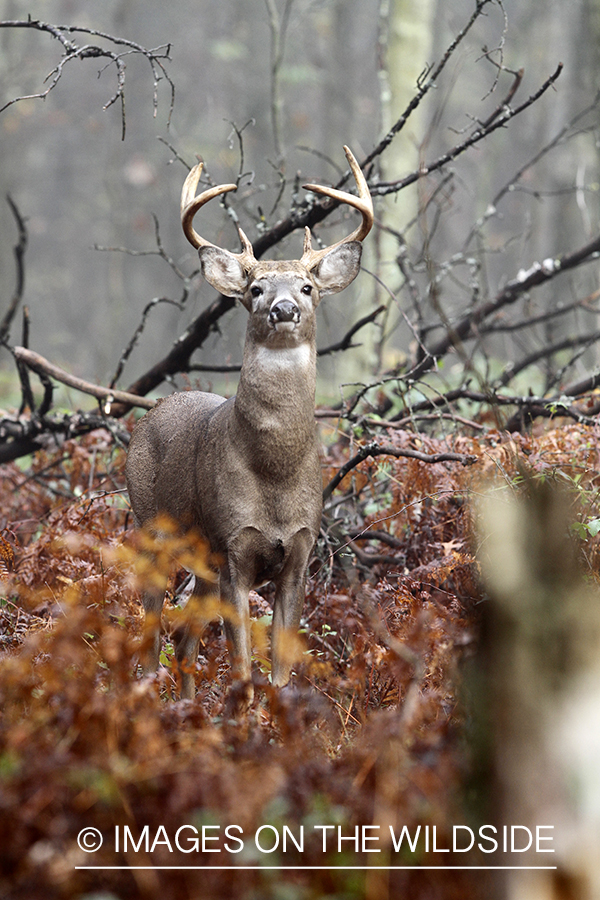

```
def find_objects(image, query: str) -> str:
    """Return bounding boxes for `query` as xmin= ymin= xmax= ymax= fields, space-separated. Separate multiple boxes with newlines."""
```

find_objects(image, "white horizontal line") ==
xmin=75 ymin=865 xmax=558 ymax=871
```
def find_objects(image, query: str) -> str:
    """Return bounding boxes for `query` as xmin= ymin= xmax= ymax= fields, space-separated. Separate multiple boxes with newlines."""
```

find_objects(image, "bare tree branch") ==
xmin=322 ymin=441 xmax=476 ymax=502
xmin=317 ymin=305 xmax=386 ymax=357
xmin=362 ymin=0 xmax=497 ymax=171
xmin=112 ymin=293 xmax=237 ymax=416
xmin=0 ymin=410 xmax=129 ymax=465
xmin=385 ymin=386 xmax=598 ymax=430
xmin=408 ymin=229 xmax=600 ymax=384
xmin=0 ymin=18 xmax=175 ymax=138
xmin=0 ymin=196 xmax=28 ymax=344
xmin=374 ymin=63 xmax=564 ymax=198
xmin=13 ymin=347 xmax=155 ymax=411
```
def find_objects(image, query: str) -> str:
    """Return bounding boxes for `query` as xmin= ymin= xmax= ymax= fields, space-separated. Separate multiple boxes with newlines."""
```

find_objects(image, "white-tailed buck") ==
xmin=126 ymin=146 xmax=373 ymax=703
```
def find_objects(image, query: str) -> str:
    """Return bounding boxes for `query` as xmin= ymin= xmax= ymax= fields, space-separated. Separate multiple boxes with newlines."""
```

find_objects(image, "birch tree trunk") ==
xmin=366 ymin=0 xmax=434 ymax=374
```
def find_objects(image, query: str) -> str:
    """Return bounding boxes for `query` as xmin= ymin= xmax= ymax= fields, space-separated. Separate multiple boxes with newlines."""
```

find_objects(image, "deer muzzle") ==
xmin=269 ymin=299 xmax=301 ymax=332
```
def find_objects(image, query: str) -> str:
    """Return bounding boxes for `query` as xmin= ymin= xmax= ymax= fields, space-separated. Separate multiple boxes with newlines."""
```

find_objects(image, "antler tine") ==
xmin=181 ymin=160 xmax=257 ymax=270
xmin=300 ymin=145 xmax=374 ymax=269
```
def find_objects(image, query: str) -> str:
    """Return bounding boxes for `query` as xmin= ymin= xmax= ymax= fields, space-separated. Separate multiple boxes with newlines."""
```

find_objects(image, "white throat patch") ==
xmin=254 ymin=343 xmax=312 ymax=369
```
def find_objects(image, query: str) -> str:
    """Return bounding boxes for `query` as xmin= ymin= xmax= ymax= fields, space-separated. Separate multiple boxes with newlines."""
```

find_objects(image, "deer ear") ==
xmin=311 ymin=242 xmax=362 ymax=296
xmin=199 ymin=247 xmax=248 ymax=299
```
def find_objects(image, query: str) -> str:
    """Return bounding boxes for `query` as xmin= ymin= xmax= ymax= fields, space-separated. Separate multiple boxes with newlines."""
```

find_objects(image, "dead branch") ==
xmin=2 ymin=335 xmax=135 ymax=462
xmin=0 ymin=18 xmax=174 ymax=138
xmin=561 ymin=370 xmax=600 ymax=398
xmin=0 ymin=408 xmax=129 ymax=464
xmin=374 ymin=63 xmax=564 ymax=199
xmin=348 ymin=528 xmax=406 ymax=551
xmin=322 ymin=441 xmax=476 ymax=502
xmin=0 ymin=196 xmax=28 ymax=344
xmin=110 ymin=296 xmax=184 ymax=389
xmin=13 ymin=347 xmax=155 ymax=411
xmin=317 ymin=305 xmax=386 ymax=357
xmin=383 ymin=386 xmax=598 ymax=431
xmin=362 ymin=0 xmax=496 ymax=171
xmin=111 ymin=293 xmax=237 ymax=415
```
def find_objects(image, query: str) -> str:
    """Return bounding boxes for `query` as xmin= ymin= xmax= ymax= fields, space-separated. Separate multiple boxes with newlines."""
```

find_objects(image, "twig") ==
xmin=363 ymin=412 xmax=485 ymax=432
xmin=156 ymin=136 xmax=192 ymax=170
xmin=477 ymin=66 xmax=523 ymax=130
xmin=111 ymin=296 xmax=183 ymax=389
xmin=317 ymin=305 xmax=386 ymax=357
xmin=95 ymin=214 xmax=189 ymax=283
xmin=301 ymin=675 xmax=362 ymax=726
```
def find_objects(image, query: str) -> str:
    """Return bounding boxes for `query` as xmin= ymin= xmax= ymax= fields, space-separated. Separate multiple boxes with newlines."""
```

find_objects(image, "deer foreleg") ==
xmin=220 ymin=566 xmax=254 ymax=706
xmin=271 ymin=530 xmax=314 ymax=687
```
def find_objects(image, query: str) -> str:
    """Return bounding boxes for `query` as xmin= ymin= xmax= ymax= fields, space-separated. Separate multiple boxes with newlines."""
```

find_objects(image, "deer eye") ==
xmin=301 ymin=284 xmax=313 ymax=295
xmin=250 ymin=285 xmax=263 ymax=298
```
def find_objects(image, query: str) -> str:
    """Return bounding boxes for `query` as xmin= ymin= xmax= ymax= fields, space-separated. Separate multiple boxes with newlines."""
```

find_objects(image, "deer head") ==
xmin=180 ymin=145 xmax=373 ymax=320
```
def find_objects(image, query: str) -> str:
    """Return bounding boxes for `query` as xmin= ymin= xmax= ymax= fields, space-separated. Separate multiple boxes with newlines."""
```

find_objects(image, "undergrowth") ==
xmin=0 ymin=422 xmax=599 ymax=900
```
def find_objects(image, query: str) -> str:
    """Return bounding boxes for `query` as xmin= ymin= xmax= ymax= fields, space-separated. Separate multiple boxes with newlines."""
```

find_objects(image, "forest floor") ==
xmin=1 ymin=418 xmax=599 ymax=900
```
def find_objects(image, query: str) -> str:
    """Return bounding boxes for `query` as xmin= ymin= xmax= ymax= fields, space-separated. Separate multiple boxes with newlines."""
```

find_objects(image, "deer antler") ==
xmin=181 ymin=147 xmax=372 ymax=274
xmin=300 ymin=145 xmax=374 ymax=270
xmin=180 ymin=161 xmax=257 ymax=271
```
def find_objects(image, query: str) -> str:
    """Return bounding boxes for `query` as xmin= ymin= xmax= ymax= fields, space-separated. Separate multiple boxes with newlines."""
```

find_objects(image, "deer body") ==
xmin=126 ymin=148 xmax=372 ymax=703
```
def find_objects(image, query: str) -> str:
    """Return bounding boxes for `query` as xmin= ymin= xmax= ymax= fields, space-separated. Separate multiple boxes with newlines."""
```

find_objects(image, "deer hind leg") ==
xmin=141 ymin=587 xmax=165 ymax=677
xmin=172 ymin=574 xmax=216 ymax=700
xmin=271 ymin=529 xmax=315 ymax=687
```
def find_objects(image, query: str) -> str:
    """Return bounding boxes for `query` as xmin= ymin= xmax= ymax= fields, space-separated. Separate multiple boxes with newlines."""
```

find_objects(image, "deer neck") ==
xmin=234 ymin=338 xmax=317 ymax=464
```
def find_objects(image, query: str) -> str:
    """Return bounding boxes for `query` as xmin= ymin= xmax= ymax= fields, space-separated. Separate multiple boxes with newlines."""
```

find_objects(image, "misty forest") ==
xmin=1 ymin=1 xmax=600 ymax=899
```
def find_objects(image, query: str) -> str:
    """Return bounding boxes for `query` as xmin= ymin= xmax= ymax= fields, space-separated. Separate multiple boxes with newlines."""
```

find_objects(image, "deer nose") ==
xmin=269 ymin=299 xmax=300 ymax=328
